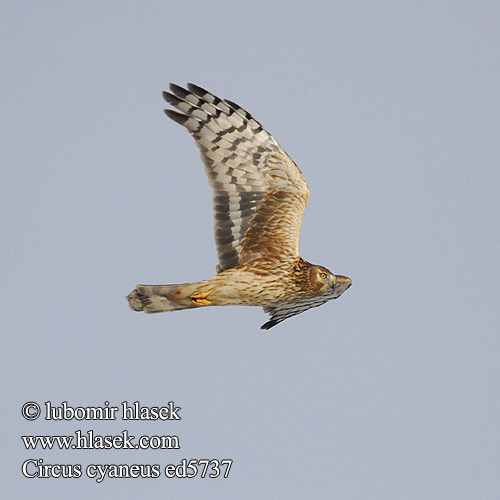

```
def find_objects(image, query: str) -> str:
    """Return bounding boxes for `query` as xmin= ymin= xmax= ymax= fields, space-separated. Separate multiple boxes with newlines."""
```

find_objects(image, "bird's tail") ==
xmin=127 ymin=282 xmax=212 ymax=313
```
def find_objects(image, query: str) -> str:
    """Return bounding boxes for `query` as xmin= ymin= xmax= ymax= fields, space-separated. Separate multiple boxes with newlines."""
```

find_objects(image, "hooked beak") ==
xmin=333 ymin=275 xmax=352 ymax=293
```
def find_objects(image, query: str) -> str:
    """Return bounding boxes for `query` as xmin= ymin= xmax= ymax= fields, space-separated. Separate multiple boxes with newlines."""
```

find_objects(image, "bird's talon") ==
xmin=190 ymin=290 xmax=213 ymax=306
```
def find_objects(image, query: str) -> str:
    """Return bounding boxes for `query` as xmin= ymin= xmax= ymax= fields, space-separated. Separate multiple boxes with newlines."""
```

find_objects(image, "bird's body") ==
xmin=127 ymin=83 xmax=351 ymax=329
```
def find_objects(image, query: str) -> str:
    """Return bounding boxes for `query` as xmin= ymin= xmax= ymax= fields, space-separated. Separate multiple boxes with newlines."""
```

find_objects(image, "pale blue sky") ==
xmin=2 ymin=1 xmax=500 ymax=498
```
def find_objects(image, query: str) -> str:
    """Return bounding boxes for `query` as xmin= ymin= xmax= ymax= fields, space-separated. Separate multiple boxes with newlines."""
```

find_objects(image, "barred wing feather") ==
xmin=163 ymin=83 xmax=309 ymax=272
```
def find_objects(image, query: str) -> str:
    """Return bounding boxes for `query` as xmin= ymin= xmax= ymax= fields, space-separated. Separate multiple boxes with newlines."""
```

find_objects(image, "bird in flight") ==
xmin=127 ymin=83 xmax=351 ymax=329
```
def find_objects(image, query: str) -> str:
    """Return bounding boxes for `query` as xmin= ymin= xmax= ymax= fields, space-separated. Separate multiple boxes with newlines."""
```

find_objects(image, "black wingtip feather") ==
xmin=260 ymin=319 xmax=278 ymax=330
xmin=162 ymin=91 xmax=179 ymax=106
xmin=187 ymin=82 xmax=210 ymax=97
xmin=164 ymin=109 xmax=188 ymax=125
xmin=169 ymin=83 xmax=190 ymax=99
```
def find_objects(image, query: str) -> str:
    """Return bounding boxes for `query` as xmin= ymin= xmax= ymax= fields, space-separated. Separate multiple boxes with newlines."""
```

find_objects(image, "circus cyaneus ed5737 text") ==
xmin=127 ymin=83 xmax=351 ymax=329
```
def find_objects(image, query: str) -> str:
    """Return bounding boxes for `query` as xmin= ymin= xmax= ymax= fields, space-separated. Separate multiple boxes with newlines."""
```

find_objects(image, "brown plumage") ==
xmin=127 ymin=83 xmax=351 ymax=329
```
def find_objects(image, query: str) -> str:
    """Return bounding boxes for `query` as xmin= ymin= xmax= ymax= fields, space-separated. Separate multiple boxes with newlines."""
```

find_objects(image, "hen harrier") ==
xmin=127 ymin=83 xmax=351 ymax=329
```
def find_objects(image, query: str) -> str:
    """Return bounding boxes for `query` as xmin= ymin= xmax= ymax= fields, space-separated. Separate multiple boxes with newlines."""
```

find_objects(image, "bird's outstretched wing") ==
xmin=163 ymin=83 xmax=310 ymax=272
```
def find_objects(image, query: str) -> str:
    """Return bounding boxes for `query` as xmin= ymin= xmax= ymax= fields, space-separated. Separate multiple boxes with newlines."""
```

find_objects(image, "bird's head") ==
xmin=309 ymin=265 xmax=352 ymax=298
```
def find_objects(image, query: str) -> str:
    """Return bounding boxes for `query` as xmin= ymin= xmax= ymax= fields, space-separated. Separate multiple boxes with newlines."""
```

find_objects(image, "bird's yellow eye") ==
xmin=319 ymin=272 xmax=327 ymax=279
